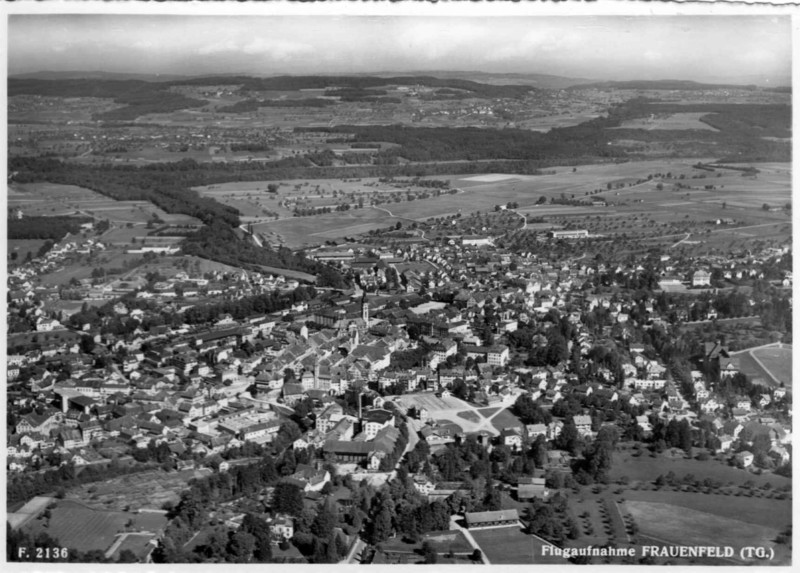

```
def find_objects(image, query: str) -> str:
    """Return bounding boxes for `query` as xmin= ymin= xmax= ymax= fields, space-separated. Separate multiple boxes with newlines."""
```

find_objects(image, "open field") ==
xmin=68 ymin=468 xmax=212 ymax=512
xmin=8 ymin=239 xmax=49 ymax=263
xmin=254 ymin=208 xmax=405 ymax=248
xmin=609 ymin=450 xmax=791 ymax=489
xmin=751 ymin=346 xmax=792 ymax=386
xmin=612 ymin=112 xmax=720 ymax=131
xmin=489 ymin=409 xmax=525 ymax=432
xmin=367 ymin=529 xmax=475 ymax=558
xmin=395 ymin=393 xmax=521 ymax=436
xmin=7 ymin=496 xmax=54 ymax=530
xmin=470 ymin=526 xmax=562 ymax=564
xmin=193 ymin=159 xmax=790 ymax=249
xmin=625 ymin=501 xmax=780 ymax=560
xmin=456 ymin=411 xmax=482 ymax=424
xmin=9 ymin=182 xmax=201 ymax=225
xmin=23 ymin=500 xmax=130 ymax=553
xmin=621 ymin=489 xmax=791 ymax=529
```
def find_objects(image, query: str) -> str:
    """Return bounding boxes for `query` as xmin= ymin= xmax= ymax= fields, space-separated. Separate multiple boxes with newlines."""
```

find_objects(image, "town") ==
xmin=5 ymin=12 xmax=793 ymax=568
xmin=7 ymin=205 xmax=792 ymax=564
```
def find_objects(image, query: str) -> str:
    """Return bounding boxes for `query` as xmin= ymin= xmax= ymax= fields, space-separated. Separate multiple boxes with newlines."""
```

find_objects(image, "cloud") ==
xmin=195 ymin=36 xmax=314 ymax=62
xmin=241 ymin=38 xmax=314 ymax=59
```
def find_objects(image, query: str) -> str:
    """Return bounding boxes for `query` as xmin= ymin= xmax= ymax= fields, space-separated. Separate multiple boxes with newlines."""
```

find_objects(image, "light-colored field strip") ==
xmin=461 ymin=174 xmax=520 ymax=182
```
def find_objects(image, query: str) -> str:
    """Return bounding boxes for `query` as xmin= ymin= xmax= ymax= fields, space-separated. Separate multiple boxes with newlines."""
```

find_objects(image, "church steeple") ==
xmin=361 ymin=292 xmax=369 ymax=324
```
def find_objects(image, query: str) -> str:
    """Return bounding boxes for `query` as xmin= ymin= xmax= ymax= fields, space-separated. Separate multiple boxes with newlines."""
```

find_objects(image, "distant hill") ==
xmin=9 ymin=70 xmax=187 ymax=82
xmin=568 ymin=79 xmax=766 ymax=91
xmin=371 ymin=70 xmax=594 ymax=90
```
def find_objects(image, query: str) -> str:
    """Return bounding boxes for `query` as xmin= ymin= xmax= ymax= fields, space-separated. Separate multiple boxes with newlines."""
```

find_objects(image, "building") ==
xmin=462 ymin=236 xmax=493 ymax=247
xmin=573 ymin=415 xmax=593 ymax=437
xmin=465 ymin=509 xmax=520 ymax=529
xmin=517 ymin=477 xmax=547 ymax=501
xmin=692 ymin=270 xmax=712 ymax=287
xmin=550 ymin=229 xmax=589 ymax=240
xmin=362 ymin=409 xmax=394 ymax=440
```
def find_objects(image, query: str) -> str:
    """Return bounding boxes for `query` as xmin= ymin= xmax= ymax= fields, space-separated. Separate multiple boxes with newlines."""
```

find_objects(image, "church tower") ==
xmin=361 ymin=292 xmax=369 ymax=324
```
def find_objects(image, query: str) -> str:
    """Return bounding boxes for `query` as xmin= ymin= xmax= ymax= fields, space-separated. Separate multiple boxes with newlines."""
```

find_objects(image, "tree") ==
xmin=272 ymin=481 xmax=304 ymax=516
xmin=472 ymin=548 xmax=483 ymax=562
xmin=421 ymin=541 xmax=438 ymax=564
xmin=312 ymin=499 xmax=338 ymax=539
xmin=366 ymin=493 xmax=394 ymax=545
xmin=227 ymin=531 xmax=256 ymax=563
xmin=241 ymin=514 xmax=272 ymax=562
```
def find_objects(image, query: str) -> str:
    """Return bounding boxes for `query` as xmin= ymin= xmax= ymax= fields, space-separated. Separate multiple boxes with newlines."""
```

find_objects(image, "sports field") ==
xmin=752 ymin=346 xmax=792 ymax=386
xmin=734 ymin=344 xmax=792 ymax=388
xmin=470 ymin=527 xmax=563 ymax=564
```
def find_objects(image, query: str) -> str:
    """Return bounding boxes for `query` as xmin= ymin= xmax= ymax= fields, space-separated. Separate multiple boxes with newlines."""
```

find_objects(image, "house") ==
xmin=501 ymin=427 xmax=524 ymax=450
xmin=412 ymin=474 xmax=435 ymax=496
xmin=573 ymin=415 xmax=593 ymax=437
xmin=734 ymin=450 xmax=754 ymax=468
xmin=692 ymin=270 xmax=712 ymax=287
xmin=517 ymin=477 xmax=547 ymax=501
xmin=525 ymin=424 xmax=547 ymax=440
xmin=465 ymin=509 xmax=519 ymax=529
xmin=288 ymin=464 xmax=331 ymax=492
xmin=717 ymin=435 xmax=734 ymax=453
xmin=269 ymin=515 xmax=294 ymax=540
xmin=719 ymin=357 xmax=740 ymax=379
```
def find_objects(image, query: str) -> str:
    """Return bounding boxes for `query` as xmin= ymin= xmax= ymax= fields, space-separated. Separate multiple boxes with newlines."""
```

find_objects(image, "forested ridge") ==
xmin=7 ymin=215 xmax=92 ymax=241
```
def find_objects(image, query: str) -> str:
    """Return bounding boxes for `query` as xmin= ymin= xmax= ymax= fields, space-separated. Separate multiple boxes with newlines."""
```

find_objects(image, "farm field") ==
xmin=9 ymin=182 xmax=201 ymax=225
xmin=625 ymin=501 xmax=780 ymax=562
xmin=68 ymin=467 xmax=212 ymax=512
xmin=611 ymin=112 xmax=720 ymax=131
xmin=227 ymin=159 xmax=790 ymax=249
xmin=22 ymin=500 xmax=130 ymax=553
xmin=253 ymin=208 xmax=405 ymax=248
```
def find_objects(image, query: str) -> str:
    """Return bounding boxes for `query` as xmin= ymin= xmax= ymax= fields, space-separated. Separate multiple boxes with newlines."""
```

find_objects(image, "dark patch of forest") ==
xmin=8 ymin=78 xmax=208 ymax=121
xmin=180 ymin=222 xmax=347 ymax=288
xmin=7 ymin=215 xmax=92 ymax=241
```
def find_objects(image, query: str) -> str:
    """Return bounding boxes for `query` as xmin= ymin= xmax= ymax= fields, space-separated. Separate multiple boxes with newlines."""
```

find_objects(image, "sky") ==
xmin=7 ymin=15 xmax=792 ymax=84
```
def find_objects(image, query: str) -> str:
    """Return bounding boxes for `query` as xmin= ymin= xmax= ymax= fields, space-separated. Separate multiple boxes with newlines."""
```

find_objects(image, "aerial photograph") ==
xmin=5 ymin=9 xmax=793 ymax=567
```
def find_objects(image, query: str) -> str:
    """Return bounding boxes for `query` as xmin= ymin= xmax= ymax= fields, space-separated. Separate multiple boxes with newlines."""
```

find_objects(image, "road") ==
xmin=343 ymin=536 xmax=367 ymax=564
xmin=449 ymin=515 xmax=491 ymax=564
xmin=510 ymin=209 xmax=527 ymax=230
xmin=670 ymin=233 xmax=691 ymax=249
xmin=239 ymin=224 xmax=263 ymax=247
xmin=371 ymin=205 xmax=419 ymax=223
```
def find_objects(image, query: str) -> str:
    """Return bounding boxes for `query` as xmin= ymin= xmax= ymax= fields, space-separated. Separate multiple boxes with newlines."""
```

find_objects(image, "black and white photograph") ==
xmin=3 ymin=3 xmax=794 ymax=567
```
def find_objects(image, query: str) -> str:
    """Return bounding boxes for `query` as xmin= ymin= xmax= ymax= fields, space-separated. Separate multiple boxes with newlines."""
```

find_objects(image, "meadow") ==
xmin=206 ymin=159 xmax=790 ymax=250
xmin=625 ymin=500 xmax=780 ymax=560
xmin=9 ymin=182 xmax=200 ymax=226
xmin=23 ymin=500 xmax=130 ymax=553
xmin=68 ymin=467 xmax=212 ymax=512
